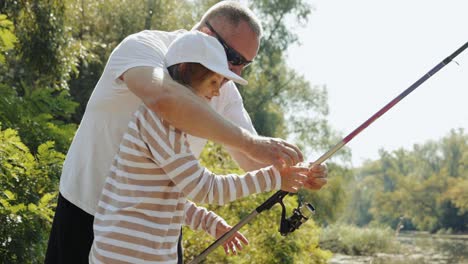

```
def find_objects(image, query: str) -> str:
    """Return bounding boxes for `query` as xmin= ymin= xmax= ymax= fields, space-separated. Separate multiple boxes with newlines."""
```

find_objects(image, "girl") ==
xmin=89 ymin=31 xmax=307 ymax=264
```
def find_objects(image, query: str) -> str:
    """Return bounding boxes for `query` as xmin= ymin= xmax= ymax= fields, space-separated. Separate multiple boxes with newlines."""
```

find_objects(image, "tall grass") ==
xmin=319 ymin=224 xmax=400 ymax=256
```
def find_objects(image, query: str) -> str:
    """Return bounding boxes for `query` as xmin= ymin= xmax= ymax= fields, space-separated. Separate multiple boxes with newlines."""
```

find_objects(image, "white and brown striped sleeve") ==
xmin=183 ymin=201 xmax=226 ymax=237
xmin=136 ymin=105 xmax=282 ymax=205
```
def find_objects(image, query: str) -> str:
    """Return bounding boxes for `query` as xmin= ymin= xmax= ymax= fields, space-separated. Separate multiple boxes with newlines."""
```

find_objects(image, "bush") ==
xmin=183 ymin=143 xmax=332 ymax=263
xmin=319 ymin=224 xmax=400 ymax=256
xmin=0 ymin=127 xmax=64 ymax=263
xmin=0 ymin=84 xmax=78 ymax=154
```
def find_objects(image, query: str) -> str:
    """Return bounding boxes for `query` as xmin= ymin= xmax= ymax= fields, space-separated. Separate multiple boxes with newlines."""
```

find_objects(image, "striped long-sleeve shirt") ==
xmin=89 ymin=105 xmax=281 ymax=264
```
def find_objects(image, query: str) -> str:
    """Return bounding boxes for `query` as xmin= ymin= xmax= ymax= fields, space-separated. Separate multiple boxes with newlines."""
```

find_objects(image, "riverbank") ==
xmin=329 ymin=231 xmax=468 ymax=264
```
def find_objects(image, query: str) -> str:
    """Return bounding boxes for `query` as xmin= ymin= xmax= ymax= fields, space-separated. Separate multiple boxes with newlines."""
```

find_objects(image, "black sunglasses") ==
xmin=205 ymin=21 xmax=252 ymax=67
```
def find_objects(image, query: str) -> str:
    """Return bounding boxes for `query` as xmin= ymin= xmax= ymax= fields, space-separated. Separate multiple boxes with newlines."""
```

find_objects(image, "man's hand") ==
xmin=215 ymin=222 xmax=249 ymax=255
xmin=243 ymin=135 xmax=304 ymax=169
xmin=303 ymin=163 xmax=328 ymax=190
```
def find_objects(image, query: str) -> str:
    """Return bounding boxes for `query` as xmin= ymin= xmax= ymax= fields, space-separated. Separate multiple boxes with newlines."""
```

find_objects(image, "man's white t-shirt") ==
xmin=59 ymin=30 xmax=256 ymax=216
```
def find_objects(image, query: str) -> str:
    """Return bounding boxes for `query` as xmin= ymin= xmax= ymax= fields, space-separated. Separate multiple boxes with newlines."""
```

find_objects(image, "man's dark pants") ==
xmin=45 ymin=193 xmax=183 ymax=263
xmin=45 ymin=193 xmax=94 ymax=263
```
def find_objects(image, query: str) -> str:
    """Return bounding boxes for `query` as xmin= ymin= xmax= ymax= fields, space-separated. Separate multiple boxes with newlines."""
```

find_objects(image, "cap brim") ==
xmin=208 ymin=65 xmax=248 ymax=86
xmin=222 ymin=72 xmax=248 ymax=86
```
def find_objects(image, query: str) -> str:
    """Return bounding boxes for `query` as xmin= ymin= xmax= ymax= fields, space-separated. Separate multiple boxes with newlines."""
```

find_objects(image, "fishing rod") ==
xmin=188 ymin=41 xmax=468 ymax=264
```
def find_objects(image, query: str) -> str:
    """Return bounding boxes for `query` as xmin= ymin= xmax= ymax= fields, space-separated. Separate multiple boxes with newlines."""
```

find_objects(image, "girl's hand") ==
xmin=215 ymin=222 xmax=249 ymax=255
xmin=279 ymin=166 xmax=308 ymax=193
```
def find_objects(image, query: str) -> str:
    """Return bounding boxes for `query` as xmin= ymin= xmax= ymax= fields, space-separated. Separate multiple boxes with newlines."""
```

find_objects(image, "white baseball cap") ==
xmin=165 ymin=31 xmax=248 ymax=86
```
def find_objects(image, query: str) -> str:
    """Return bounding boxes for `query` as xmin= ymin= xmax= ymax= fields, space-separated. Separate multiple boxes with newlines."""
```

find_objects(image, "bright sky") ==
xmin=286 ymin=0 xmax=468 ymax=166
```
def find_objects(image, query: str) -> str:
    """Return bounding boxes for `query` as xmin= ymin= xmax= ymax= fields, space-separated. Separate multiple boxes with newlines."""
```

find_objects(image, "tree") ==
xmin=0 ymin=127 xmax=64 ymax=263
xmin=0 ymin=14 xmax=17 ymax=64
xmin=0 ymin=2 xmax=79 ymax=153
xmin=242 ymin=0 xmax=336 ymax=154
xmin=0 ymin=8 xmax=76 ymax=263
xmin=345 ymin=129 xmax=468 ymax=232
xmin=1 ymin=0 xmax=79 ymax=92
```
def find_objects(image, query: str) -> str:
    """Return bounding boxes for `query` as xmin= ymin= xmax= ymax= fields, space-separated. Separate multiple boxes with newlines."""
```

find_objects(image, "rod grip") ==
xmin=256 ymin=190 xmax=289 ymax=213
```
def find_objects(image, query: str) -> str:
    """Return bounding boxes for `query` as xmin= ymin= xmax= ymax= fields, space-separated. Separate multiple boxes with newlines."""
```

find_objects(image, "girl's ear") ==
xmin=178 ymin=63 xmax=187 ymax=73
xmin=177 ymin=63 xmax=189 ymax=84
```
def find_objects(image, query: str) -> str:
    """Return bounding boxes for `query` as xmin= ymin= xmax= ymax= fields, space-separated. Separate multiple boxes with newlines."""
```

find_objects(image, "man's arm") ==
xmin=227 ymin=148 xmax=268 ymax=171
xmin=123 ymin=67 xmax=249 ymax=150
xmin=122 ymin=66 xmax=302 ymax=168
xmin=218 ymin=89 xmax=328 ymax=189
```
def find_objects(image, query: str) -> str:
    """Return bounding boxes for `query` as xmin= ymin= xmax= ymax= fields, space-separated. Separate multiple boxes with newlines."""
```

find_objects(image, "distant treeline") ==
xmin=343 ymin=129 xmax=467 ymax=233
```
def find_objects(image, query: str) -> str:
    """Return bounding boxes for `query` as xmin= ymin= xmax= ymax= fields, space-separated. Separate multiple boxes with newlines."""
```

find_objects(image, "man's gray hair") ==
xmin=195 ymin=1 xmax=263 ymax=38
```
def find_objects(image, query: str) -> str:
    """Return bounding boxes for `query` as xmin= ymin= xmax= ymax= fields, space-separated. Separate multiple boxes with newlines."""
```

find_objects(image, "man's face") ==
xmin=201 ymin=20 xmax=260 ymax=76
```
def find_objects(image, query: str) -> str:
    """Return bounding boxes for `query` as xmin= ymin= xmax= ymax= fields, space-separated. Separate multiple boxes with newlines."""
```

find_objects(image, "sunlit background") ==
xmin=287 ymin=0 xmax=468 ymax=166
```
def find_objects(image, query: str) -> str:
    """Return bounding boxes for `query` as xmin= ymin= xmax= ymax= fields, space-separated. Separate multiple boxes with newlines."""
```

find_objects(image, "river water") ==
xmin=329 ymin=232 xmax=468 ymax=264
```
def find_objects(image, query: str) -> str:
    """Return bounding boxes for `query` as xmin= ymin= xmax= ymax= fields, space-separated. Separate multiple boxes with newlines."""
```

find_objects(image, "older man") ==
xmin=45 ymin=1 xmax=327 ymax=263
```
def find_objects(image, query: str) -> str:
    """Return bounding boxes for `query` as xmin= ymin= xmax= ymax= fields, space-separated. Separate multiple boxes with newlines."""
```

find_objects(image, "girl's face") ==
xmin=191 ymin=73 xmax=225 ymax=101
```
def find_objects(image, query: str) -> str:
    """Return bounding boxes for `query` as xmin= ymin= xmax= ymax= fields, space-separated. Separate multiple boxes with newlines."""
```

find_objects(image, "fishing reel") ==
xmin=279 ymin=200 xmax=315 ymax=236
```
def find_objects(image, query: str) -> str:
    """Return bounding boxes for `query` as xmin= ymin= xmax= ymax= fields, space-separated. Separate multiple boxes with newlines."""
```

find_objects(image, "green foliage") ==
xmin=2 ymin=0 xmax=80 ymax=92
xmin=238 ymin=0 xmax=339 ymax=160
xmin=299 ymin=163 xmax=351 ymax=225
xmin=343 ymin=129 xmax=468 ymax=233
xmin=184 ymin=143 xmax=332 ymax=263
xmin=0 ymin=3 xmax=79 ymax=153
xmin=0 ymin=84 xmax=78 ymax=153
xmin=319 ymin=224 xmax=400 ymax=256
xmin=0 ymin=14 xmax=17 ymax=64
xmin=0 ymin=127 xmax=64 ymax=263
xmin=184 ymin=198 xmax=331 ymax=263
xmin=443 ymin=178 xmax=468 ymax=214
xmin=0 ymin=14 xmax=71 ymax=262
xmin=199 ymin=142 xmax=244 ymax=175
